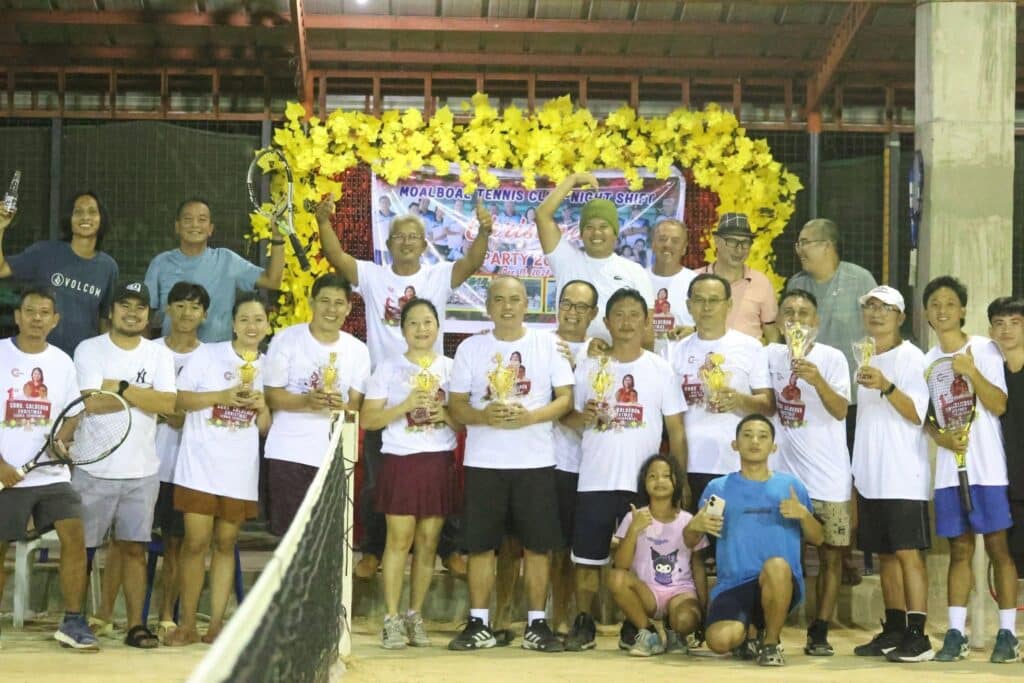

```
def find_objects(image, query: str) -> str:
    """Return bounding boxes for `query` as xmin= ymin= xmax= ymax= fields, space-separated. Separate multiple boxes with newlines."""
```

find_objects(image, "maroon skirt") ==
xmin=375 ymin=450 xmax=456 ymax=518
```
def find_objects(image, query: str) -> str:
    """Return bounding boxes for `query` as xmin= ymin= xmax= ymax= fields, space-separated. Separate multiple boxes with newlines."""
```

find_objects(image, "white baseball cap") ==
xmin=858 ymin=285 xmax=905 ymax=312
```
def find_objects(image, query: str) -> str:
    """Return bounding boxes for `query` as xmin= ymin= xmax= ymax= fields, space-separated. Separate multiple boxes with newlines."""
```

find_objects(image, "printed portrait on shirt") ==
xmin=383 ymin=285 xmax=417 ymax=326
xmin=5 ymin=367 xmax=52 ymax=428
xmin=22 ymin=367 xmax=48 ymax=399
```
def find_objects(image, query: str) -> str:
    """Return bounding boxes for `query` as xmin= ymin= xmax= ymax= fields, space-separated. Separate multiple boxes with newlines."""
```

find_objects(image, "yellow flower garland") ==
xmin=250 ymin=94 xmax=802 ymax=328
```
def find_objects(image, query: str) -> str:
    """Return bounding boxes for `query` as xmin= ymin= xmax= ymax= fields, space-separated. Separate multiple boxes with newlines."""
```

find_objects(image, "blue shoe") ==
xmin=934 ymin=628 xmax=968 ymax=662
xmin=54 ymin=614 xmax=100 ymax=651
xmin=989 ymin=629 xmax=1020 ymax=663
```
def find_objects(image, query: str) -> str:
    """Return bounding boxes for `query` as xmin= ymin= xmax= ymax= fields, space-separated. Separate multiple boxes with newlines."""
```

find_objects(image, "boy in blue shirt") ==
xmin=685 ymin=413 xmax=823 ymax=666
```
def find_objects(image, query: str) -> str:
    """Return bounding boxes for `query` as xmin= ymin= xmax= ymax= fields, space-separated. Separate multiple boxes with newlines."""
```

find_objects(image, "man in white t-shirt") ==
xmin=664 ymin=273 xmax=774 ymax=506
xmin=921 ymin=276 xmax=1019 ymax=664
xmin=73 ymin=280 xmax=177 ymax=649
xmin=0 ymin=288 xmax=97 ymax=650
xmin=264 ymin=274 xmax=371 ymax=537
xmin=849 ymin=285 xmax=933 ymax=662
xmin=316 ymin=197 xmax=492 ymax=578
xmin=535 ymin=172 xmax=655 ymax=343
xmin=448 ymin=276 xmax=574 ymax=653
xmin=647 ymin=219 xmax=697 ymax=353
xmin=561 ymin=288 xmax=687 ymax=652
xmin=767 ymin=289 xmax=851 ymax=657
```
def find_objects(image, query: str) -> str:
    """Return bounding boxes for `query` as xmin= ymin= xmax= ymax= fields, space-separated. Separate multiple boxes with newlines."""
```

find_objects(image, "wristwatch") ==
xmin=117 ymin=380 xmax=130 ymax=396
xmin=881 ymin=383 xmax=896 ymax=397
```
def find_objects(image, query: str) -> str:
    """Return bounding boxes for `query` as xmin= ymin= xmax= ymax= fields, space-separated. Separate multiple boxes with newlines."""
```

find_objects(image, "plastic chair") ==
xmin=141 ymin=535 xmax=245 ymax=625
xmin=12 ymin=531 xmax=60 ymax=628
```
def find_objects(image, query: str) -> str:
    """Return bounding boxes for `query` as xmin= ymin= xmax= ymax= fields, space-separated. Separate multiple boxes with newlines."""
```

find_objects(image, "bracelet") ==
xmin=269 ymin=239 xmax=285 ymax=246
xmin=881 ymin=383 xmax=896 ymax=397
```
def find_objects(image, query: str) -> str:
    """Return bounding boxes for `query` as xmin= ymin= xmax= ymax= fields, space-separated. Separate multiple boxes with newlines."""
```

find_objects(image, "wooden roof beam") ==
xmin=289 ymin=0 xmax=313 ymax=117
xmin=805 ymin=2 xmax=875 ymax=116
xmin=4 ymin=9 xmax=288 ymax=28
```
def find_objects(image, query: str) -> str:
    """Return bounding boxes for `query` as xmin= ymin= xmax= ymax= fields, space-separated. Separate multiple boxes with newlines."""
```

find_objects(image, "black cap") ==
xmin=111 ymin=281 xmax=151 ymax=306
xmin=715 ymin=212 xmax=752 ymax=238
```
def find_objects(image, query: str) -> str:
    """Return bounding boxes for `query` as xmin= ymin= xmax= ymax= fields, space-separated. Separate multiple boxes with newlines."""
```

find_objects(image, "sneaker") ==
xmin=933 ymin=628 xmax=968 ymax=662
xmin=564 ymin=612 xmax=597 ymax=651
xmin=989 ymin=628 xmax=1020 ymax=663
xmin=381 ymin=614 xmax=407 ymax=650
xmin=732 ymin=635 xmax=760 ymax=661
xmin=522 ymin=619 xmax=564 ymax=652
xmin=664 ymin=628 xmax=688 ymax=655
xmin=853 ymin=622 xmax=904 ymax=656
xmin=448 ymin=617 xmax=497 ymax=651
xmin=885 ymin=631 xmax=936 ymax=663
xmin=618 ymin=621 xmax=638 ymax=651
xmin=804 ymin=622 xmax=834 ymax=656
xmin=404 ymin=612 xmax=431 ymax=648
xmin=758 ymin=642 xmax=785 ymax=666
xmin=54 ymin=615 xmax=100 ymax=651
xmin=629 ymin=627 xmax=665 ymax=657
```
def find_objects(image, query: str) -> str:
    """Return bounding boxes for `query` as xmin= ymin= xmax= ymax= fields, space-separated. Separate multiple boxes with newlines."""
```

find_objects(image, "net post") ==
xmin=339 ymin=410 xmax=359 ymax=659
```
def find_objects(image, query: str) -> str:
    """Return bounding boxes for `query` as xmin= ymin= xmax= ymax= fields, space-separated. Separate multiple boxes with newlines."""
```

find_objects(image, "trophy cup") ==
xmin=588 ymin=355 xmax=615 ymax=429
xmin=238 ymin=351 xmax=258 ymax=398
xmin=410 ymin=357 xmax=440 ymax=424
xmin=699 ymin=352 xmax=731 ymax=412
xmin=486 ymin=353 xmax=516 ymax=405
xmin=852 ymin=337 xmax=876 ymax=382
xmin=784 ymin=321 xmax=817 ymax=362
xmin=321 ymin=352 xmax=339 ymax=392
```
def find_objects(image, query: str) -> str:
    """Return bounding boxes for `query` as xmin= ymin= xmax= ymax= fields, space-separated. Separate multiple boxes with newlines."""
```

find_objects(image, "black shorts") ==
xmin=571 ymin=490 xmax=635 ymax=565
xmin=154 ymin=481 xmax=185 ymax=539
xmin=706 ymin=576 xmax=800 ymax=630
xmin=554 ymin=469 xmax=579 ymax=548
xmin=856 ymin=495 xmax=931 ymax=555
xmin=462 ymin=466 xmax=562 ymax=554
xmin=0 ymin=482 xmax=81 ymax=542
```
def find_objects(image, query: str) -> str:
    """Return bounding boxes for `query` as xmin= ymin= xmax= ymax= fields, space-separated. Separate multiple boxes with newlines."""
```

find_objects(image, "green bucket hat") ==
xmin=579 ymin=199 xmax=620 ymax=236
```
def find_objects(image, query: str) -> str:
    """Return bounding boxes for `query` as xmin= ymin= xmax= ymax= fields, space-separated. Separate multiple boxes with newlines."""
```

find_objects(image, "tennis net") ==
xmin=188 ymin=414 xmax=358 ymax=683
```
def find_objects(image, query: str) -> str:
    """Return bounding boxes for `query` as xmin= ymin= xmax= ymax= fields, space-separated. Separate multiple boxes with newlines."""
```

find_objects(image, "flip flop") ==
xmin=493 ymin=628 xmax=516 ymax=647
xmin=124 ymin=624 xmax=160 ymax=649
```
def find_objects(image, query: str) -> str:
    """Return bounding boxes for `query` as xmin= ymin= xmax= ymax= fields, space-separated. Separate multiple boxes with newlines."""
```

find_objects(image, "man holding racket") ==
xmin=73 ymin=281 xmax=177 ymax=649
xmin=0 ymin=287 xmax=98 ymax=649
xmin=922 ymin=275 xmax=1019 ymax=663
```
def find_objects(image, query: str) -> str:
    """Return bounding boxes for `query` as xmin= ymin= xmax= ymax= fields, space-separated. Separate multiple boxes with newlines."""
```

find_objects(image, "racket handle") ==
xmin=958 ymin=470 xmax=973 ymax=514
xmin=288 ymin=233 xmax=311 ymax=271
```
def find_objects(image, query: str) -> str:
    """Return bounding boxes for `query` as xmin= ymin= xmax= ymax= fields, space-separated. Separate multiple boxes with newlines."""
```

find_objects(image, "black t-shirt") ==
xmin=1002 ymin=362 xmax=1024 ymax=500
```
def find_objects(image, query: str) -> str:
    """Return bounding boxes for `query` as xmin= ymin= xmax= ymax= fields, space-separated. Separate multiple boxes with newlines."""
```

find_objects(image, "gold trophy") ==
xmin=851 ymin=337 xmax=876 ymax=382
xmin=410 ymin=356 xmax=441 ymax=423
xmin=486 ymin=353 xmax=516 ymax=405
xmin=699 ymin=352 xmax=731 ymax=411
xmin=238 ymin=351 xmax=258 ymax=398
xmin=588 ymin=355 xmax=615 ymax=428
xmin=321 ymin=352 xmax=339 ymax=393
xmin=784 ymin=321 xmax=817 ymax=361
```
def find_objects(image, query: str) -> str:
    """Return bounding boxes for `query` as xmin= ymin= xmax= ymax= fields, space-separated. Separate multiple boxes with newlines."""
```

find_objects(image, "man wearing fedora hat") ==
xmin=698 ymin=213 xmax=779 ymax=343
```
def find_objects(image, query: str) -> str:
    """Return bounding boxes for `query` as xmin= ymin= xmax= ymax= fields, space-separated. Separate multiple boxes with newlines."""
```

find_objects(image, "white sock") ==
xmin=470 ymin=608 xmax=489 ymax=626
xmin=999 ymin=608 xmax=1017 ymax=634
xmin=406 ymin=609 xmax=418 ymax=619
xmin=948 ymin=606 xmax=968 ymax=634
xmin=528 ymin=610 xmax=545 ymax=626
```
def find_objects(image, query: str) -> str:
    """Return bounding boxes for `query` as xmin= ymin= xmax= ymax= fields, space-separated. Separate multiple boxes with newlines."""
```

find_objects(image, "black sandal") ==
xmin=493 ymin=628 xmax=515 ymax=647
xmin=124 ymin=624 xmax=160 ymax=649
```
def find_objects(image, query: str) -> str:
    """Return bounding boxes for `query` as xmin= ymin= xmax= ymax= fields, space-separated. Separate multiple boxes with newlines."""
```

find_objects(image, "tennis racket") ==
xmin=925 ymin=356 xmax=977 ymax=513
xmin=246 ymin=148 xmax=311 ymax=272
xmin=0 ymin=390 xmax=131 ymax=491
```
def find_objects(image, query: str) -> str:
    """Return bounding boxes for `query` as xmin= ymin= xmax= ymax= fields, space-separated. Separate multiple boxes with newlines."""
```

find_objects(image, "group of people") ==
xmin=0 ymin=174 xmax=1021 ymax=670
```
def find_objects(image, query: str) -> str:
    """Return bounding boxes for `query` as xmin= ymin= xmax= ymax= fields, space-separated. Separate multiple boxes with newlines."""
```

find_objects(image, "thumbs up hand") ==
xmin=951 ymin=345 xmax=978 ymax=380
xmin=779 ymin=486 xmax=810 ymax=521
xmin=628 ymin=503 xmax=653 ymax=535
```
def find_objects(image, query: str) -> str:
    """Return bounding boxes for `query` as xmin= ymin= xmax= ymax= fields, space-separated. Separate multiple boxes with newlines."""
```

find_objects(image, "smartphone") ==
xmin=704 ymin=495 xmax=726 ymax=537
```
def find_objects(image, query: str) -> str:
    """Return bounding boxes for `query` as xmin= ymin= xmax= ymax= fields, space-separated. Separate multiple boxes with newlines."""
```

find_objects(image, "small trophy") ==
xmin=699 ymin=352 xmax=731 ymax=411
xmin=321 ymin=352 xmax=339 ymax=393
xmin=486 ymin=353 xmax=516 ymax=405
xmin=410 ymin=357 xmax=440 ymax=423
xmin=784 ymin=321 xmax=816 ymax=362
xmin=588 ymin=355 xmax=615 ymax=428
xmin=852 ymin=337 xmax=875 ymax=381
xmin=238 ymin=351 xmax=258 ymax=398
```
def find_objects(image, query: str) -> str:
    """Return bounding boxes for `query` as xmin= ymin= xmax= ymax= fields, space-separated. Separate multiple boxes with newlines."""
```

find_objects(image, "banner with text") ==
xmin=370 ymin=168 xmax=685 ymax=333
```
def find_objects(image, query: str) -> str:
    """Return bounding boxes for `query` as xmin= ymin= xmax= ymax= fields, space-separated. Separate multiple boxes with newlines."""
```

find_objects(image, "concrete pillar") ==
xmin=915 ymin=0 xmax=1016 ymax=648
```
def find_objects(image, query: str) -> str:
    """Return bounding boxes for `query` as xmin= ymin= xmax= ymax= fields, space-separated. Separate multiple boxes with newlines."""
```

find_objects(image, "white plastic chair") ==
xmin=12 ymin=530 xmax=60 ymax=628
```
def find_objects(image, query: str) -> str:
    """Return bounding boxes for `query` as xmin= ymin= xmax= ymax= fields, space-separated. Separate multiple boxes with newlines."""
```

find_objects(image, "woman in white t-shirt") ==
xmin=166 ymin=293 xmax=272 ymax=647
xmin=361 ymin=298 xmax=462 ymax=650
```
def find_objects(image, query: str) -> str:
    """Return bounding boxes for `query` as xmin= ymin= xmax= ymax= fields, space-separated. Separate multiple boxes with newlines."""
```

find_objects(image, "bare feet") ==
xmin=201 ymin=624 xmax=223 ymax=645
xmin=164 ymin=626 xmax=200 ymax=647
xmin=355 ymin=553 xmax=380 ymax=579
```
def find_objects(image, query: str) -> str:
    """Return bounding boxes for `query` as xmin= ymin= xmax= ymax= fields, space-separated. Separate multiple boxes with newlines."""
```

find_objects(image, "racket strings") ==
xmin=68 ymin=409 xmax=131 ymax=465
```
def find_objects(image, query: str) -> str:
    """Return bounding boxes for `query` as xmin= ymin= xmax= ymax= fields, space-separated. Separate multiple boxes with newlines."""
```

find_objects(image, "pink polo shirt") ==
xmin=698 ymin=264 xmax=777 ymax=340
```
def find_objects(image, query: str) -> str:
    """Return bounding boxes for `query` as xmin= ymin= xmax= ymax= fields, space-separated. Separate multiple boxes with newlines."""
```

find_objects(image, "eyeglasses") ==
xmin=690 ymin=297 xmax=727 ymax=308
xmin=558 ymin=301 xmax=594 ymax=313
xmin=390 ymin=233 xmax=422 ymax=242
xmin=860 ymin=302 xmax=899 ymax=313
xmin=719 ymin=237 xmax=752 ymax=251
xmin=795 ymin=239 xmax=827 ymax=250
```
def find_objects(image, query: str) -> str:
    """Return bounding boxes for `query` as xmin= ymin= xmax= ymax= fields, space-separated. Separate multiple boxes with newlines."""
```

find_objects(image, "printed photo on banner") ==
xmin=371 ymin=167 xmax=685 ymax=332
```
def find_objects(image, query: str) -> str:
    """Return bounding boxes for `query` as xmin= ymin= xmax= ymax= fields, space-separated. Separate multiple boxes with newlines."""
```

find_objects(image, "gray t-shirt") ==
xmin=786 ymin=261 xmax=877 ymax=403
xmin=7 ymin=240 xmax=119 ymax=356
